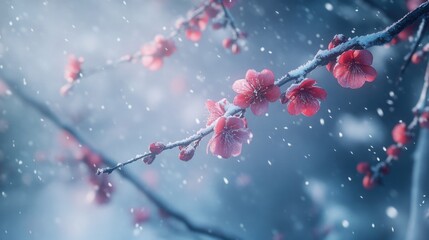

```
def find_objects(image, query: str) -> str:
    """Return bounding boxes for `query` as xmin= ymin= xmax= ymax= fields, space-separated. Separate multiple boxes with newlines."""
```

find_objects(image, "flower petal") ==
xmin=337 ymin=50 xmax=354 ymax=64
xmin=250 ymin=99 xmax=269 ymax=116
xmin=214 ymin=117 xmax=226 ymax=134
xmin=230 ymin=142 xmax=243 ymax=157
xmin=308 ymin=86 xmax=327 ymax=100
xmin=301 ymin=99 xmax=321 ymax=117
xmin=265 ymin=86 xmax=281 ymax=102
xmin=232 ymin=79 xmax=252 ymax=94
xmin=258 ymin=69 xmax=275 ymax=87
xmin=233 ymin=94 xmax=252 ymax=109
xmin=226 ymin=116 xmax=245 ymax=130
xmin=287 ymin=99 xmax=303 ymax=115
xmin=300 ymin=79 xmax=316 ymax=88
xmin=333 ymin=64 xmax=366 ymax=89
xmin=360 ymin=65 xmax=377 ymax=82
xmin=353 ymin=50 xmax=373 ymax=65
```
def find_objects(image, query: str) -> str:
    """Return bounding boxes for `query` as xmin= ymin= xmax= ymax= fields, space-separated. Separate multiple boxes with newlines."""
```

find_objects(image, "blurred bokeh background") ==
xmin=0 ymin=0 xmax=427 ymax=239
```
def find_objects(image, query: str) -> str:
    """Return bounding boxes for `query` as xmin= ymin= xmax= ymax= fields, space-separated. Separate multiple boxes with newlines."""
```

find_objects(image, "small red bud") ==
xmin=423 ymin=43 xmax=429 ymax=53
xmin=223 ymin=38 xmax=233 ymax=49
xmin=231 ymin=43 xmax=240 ymax=54
xmin=149 ymin=142 xmax=165 ymax=155
xmin=392 ymin=123 xmax=412 ymax=145
xmin=179 ymin=145 xmax=195 ymax=161
xmin=411 ymin=51 xmax=423 ymax=64
xmin=362 ymin=174 xmax=376 ymax=189
xmin=380 ymin=165 xmax=390 ymax=175
xmin=143 ymin=155 xmax=155 ymax=165
xmin=356 ymin=162 xmax=371 ymax=174
xmin=419 ymin=111 xmax=429 ymax=128
xmin=280 ymin=92 xmax=289 ymax=104
xmin=386 ymin=145 xmax=401 ymax=159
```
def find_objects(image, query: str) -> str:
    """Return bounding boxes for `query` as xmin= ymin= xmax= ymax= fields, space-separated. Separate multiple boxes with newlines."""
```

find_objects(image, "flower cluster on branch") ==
xmin=98 ymin=1 xmax=429 ymax=175
xmin=60 ymin=0 xmax=245 ymax=95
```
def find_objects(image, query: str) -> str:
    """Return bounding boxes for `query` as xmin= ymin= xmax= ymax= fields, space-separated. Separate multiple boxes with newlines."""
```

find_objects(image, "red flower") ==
xmin=333 ymin=50 xmax=377 ymax=89
xmin=141 ymin=35 xmax=176 ymax=71
xmin=207 ymin=116 xmax=252 ymax=158
xmin=232 ymin=69 xmax=281 ymax=115
xmin=326 ymin=34 xmax=347 ymax=72
xmin=392 ymin=123 xmax=412 ymax=145
xmin=205 ymin=98 xmax=229 ymax=126
xmin=282 ymin=79 xmax=327 ymax=117
xmin=419 ymin=111 xmax=429 ymax=128
xmin=64 ymin=55 xmax=83 ymax=83
xmin=386 ymin=145 xmax=401 ymax=159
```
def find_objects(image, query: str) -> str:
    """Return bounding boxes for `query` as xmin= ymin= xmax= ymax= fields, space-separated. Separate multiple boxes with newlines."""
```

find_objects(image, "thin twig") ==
xmin=371 ymin=59 xmax=429 ymax=182
xmin=219 ymin=0 xmax=241 ymax=38
xmin=400 ymin=17 xmax=428 ymax=76
xmin=1 ymin=76 xmax=241 ymax=240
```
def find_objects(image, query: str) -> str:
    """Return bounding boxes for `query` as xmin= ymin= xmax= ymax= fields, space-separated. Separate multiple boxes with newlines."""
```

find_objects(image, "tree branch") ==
xmin=400 ymin=16 xmax=429 ymax=76
xmin=98 ymin=0 xmax=429 ymax=174
xmin=0 ymin=76 xmax=241 ymax=240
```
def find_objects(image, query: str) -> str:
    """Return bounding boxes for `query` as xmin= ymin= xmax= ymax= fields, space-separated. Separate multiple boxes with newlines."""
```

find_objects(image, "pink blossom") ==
xmin=64 ymin=55 xmax=83 ymax=83
xmin=333 ymin=50 xmax=377 ymax=89
xmin=232 ymin=69 xmax=281 ymax=115
xmin=282 ymin=79 xmax=327 ymax=117
xmin=207 ymin=116 xmax=252 ymax=158
xmin=141 ymin=35 xmax=176 ymax=71
xmin=205 ymin=98 xmax=229 ymax=126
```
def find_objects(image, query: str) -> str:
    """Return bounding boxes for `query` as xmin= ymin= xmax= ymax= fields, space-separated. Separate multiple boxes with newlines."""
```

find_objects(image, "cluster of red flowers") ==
xmin=356 ymin=110 xmax=429 ymax=189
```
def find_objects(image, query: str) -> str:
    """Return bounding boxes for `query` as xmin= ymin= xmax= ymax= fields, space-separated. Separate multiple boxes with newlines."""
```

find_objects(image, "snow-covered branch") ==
xmin=0 ymin=76 xmax=241 ymax=240
xmin=98 ymin=1 xmax=429 ymax=175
